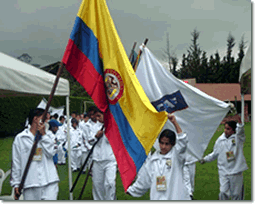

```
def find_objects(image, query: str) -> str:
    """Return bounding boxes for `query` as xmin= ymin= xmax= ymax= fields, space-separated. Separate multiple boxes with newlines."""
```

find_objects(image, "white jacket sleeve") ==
xmin=236 ymin=123 xmax=245 ymax=142
xmin=203 ymin=139 xmax=219 ymax=162
xmin=40 ymin=133 xmax=56 ymax=158
xmin=10 ymin=142 xmax=21 ymax=187
xmin=175 ymin=133 xmax=188 ymax=162
xmin=127 ymin=162 xmax=151 ymax=197
xmin=87 ymin=126 xmax=98 ymax=145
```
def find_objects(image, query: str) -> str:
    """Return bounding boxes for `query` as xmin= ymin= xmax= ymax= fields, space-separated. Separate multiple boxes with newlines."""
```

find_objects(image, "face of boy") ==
xmin=53 ymin=126 xmax=58 ymax=133
xmin=95 ymin=112 xmax=104 ymax=123
xmin=159 ymin=136 xmax=172 ymax=155
xmin=34 ymin=115 xmax=43 ymax=127
xmin=224 ymin=124 xmax=235 ymax=138
xmin=89 ymin=111 xmax=97 ymax=122
xmin=72 ymin=122 xmax=78 ymax=129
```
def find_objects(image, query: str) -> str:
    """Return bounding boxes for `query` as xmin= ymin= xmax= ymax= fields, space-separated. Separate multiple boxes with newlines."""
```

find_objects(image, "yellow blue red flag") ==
xmin=62 ymin=0 xmax=167 ymax=191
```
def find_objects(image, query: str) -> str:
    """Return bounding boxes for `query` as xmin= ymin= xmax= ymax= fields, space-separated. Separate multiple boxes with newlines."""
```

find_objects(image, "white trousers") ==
xmin=81 ymin=151 xmax=92 ymax=171
xmin=23 ymin=182 xmax=59 ymax=200
xmin=92 ymin=160 xmax=117 ymax=200
xmin=57 ymin=145 xmax=66 ymax=164
xmin=219 ymin=172 xmax=244 ymax=200
xmin=183 ymin=163 xmax=196 ymax=195
xmin=71 ymin=149 xmax=81 ymax=170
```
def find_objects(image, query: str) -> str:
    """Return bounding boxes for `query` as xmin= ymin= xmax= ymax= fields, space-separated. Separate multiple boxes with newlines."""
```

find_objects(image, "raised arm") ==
xmin=167 ymin=113 xmax=182 ymax=134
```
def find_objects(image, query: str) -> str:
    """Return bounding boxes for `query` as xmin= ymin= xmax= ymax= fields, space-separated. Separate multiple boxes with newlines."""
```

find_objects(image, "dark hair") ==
xmin=71 ymin=118 xmax=78 ymax=124
xmin=28 ymin=108 xmax=45 ymax=125
xmin=225 ymin=120 xmax=237 ymax=132
xmin=88 ymin=106 xmax=97 ymax=113
xmin=53 ymin=113 xmax=59 ymax=119
xmin=71 ymin=111 xmax=77 ymax=115
xmin=84 ymin=113 xmax=88 ymax=118
xmin=94 ymin=107 xmax=103 ymax=114
xmin=59 ymin=115 xmax=65 ymax=121
xmin=159 ymin=129 xmax=176 ymax=146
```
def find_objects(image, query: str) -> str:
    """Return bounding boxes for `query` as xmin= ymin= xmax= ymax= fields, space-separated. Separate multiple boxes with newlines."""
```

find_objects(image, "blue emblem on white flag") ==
xmin=151 ymin=90 xmax=188 ymax=113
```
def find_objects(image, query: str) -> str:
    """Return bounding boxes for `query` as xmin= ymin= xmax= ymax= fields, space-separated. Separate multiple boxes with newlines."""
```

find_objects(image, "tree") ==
xmin=17 ymin=53 xmax=32 ymax=64
xmin=179 ymin=28 xmax=203 ymax=81
xmin=226 ymin=32 xmax=235 ymax=63
xmin=199 ymin=51 xmax=208 ymax=83
xmin=187 ymin=28 xmax=202 ymax=75
xmin=162 ymin=32 xmax=178 ymax=76
xmin=222 ymin=33 xmax=236 ymax=82
xmin=171 ymin=55 xmax=178 ymax=77
xmin=237 ymin=34 xmax=247 ymax=63
xmin=162 ymin=32 xmax=172 ymax=73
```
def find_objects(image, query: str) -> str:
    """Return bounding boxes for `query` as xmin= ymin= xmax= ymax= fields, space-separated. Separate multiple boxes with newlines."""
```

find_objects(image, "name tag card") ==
xmin=33 ymin=148 xmax=42 ymax=161
xmin=156 ymin=176 xmax=166 ymax=191
xmin=226 ymin=151 xmax=235 ymax=162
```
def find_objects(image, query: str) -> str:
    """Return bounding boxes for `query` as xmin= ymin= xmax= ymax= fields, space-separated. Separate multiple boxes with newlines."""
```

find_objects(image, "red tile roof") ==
xmin=195 ymin=83 xmax=251 ymax=101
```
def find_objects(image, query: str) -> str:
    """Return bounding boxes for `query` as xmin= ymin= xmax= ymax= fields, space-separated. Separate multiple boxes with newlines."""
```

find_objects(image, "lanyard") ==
xmin=157 ymin=155 xmax=169 ymax=176
xmin=224 ymin=135 xmax=236 ymax=153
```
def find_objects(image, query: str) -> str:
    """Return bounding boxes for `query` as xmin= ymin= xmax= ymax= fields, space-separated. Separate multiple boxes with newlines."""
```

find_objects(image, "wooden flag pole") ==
xmin=16 ymin=62 xmax=65 ymax=199
xmin=128 ymin=42 xmax=137 ymax=61
xmin=133 ymin=38 xmax=149 ymax=72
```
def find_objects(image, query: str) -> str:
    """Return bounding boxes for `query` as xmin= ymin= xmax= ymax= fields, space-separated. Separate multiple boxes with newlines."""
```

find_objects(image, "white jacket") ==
xmin=70 ymin=126 xmax=83 ymax=151
xmin=89 ymin=122 xmax=116 ymax=162
xmin=56 ymin=126 xmax=67 ymax=144
xmin=79 ymin=120 xmax=93 ymax=152
xmin=127 ymin=133 xmax=190 ymax=200
xmin=204 ymin=123 xmax=248 ymax=176
xmin=10 ymin=128 xmax=59 ymax=189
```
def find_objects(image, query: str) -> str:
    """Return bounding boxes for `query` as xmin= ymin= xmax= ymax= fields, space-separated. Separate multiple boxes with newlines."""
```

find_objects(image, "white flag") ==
xmin=37 ymin=97 xmax=65 ymax=117
xmin=239 ymin=42 xmax=251 ymax=94
xmin=136 ymin=46 xmax=230 ymax=163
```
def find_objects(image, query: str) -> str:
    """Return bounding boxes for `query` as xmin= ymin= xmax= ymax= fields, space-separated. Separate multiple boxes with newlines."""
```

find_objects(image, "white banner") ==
xmin=136 ymin=46 xmax=230 ymax=162
xmin=37 ymin=97 xmax=65 ymax=117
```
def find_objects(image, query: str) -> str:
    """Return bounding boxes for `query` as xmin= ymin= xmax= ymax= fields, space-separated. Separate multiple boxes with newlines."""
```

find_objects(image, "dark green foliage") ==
xmin=178 ymin=29 xmax=248 ymax=83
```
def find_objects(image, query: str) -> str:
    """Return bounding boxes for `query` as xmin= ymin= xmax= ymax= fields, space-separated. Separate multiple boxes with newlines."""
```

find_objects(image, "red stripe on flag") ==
xmin=62 ymin=39 xmax=108 ymax=112
xmin=104 ymin=109 xmax=137 ymax=192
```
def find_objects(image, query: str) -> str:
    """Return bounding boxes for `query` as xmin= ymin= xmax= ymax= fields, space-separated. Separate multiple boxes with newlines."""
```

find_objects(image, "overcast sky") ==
xmin=0 ymin=0 xmax=252 ymax=67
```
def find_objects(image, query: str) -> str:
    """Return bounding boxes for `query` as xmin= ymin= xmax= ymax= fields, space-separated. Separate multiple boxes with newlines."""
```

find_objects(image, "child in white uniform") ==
xmin=70 ymin=118 xmax=83 ymax=172
xmin=127 ymin=113 xmax=190 ymax=200
xmin=200 ymin=114 xmax=248 ymax=200
xmin=10 ymin=108 xmax=59 ymax=200
xmin=89 ymin=108 xmax=117 ymax=200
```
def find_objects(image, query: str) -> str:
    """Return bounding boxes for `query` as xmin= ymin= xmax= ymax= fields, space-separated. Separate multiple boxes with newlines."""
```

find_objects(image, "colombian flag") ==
xmin=62 ymin=0 xmax=167 ymax=191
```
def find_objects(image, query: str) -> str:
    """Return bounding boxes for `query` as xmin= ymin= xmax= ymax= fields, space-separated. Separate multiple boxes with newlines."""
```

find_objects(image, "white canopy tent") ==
xmin=0 ymin=52 xmax=73 ymax=200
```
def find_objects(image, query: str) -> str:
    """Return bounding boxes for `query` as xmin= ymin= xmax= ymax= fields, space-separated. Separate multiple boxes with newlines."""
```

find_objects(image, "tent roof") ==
xmin=0 ymin=52 xmax=69 ymax=97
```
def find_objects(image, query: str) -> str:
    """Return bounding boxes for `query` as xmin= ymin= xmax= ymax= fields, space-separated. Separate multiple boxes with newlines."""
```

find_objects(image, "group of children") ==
xmin=10 ymin=106 xmax=248 ymax=200
xmin=10 ymin=106 xmax=118 ymax=200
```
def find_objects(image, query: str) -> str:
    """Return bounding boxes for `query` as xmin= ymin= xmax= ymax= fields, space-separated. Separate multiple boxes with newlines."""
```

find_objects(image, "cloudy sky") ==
xmin=0 ymin=0 xmax=252 ymax=67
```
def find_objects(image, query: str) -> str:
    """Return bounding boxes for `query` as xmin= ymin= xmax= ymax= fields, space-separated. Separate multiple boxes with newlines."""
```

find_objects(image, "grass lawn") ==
xmin=0 ymin=122 xmax=251 ymax=200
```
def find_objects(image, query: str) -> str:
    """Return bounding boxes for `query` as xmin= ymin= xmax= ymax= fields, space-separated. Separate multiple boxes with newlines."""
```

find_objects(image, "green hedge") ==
xmin=0 ymin=95 xmax=93 ymax=137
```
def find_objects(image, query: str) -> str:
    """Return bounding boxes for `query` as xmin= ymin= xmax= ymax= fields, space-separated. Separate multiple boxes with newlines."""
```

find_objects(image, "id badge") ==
xmin=33 ymin=148 xmax=42 ymax=161
xmin=226 ymin=151 xmax=235 ymax=162
xmin=166 ymin=159 xmax=172 ymax=169
xmin=156 ymin=176 xmax=167 ymax=191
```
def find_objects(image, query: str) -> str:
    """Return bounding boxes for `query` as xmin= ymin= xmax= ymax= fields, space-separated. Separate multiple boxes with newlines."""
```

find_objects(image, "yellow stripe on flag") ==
xmin=78 ymin=0 xmax=167 ymax=154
